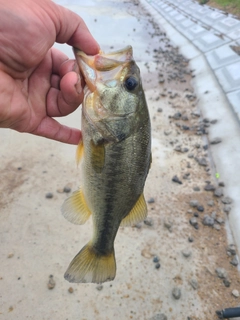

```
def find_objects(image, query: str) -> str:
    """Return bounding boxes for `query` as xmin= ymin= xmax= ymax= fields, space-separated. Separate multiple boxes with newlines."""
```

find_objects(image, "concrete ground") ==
xmin=0 ymin=0 xmax=240 ymax=320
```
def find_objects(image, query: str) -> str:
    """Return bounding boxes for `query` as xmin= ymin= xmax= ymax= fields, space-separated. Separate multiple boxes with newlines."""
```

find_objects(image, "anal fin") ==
xmin=120 ymin=193 xmax=147 ymax=227
xmin=76 ymin=140 xmax=84 ymax=166
xmin=61 ymin=189 xmax=91 ymax=225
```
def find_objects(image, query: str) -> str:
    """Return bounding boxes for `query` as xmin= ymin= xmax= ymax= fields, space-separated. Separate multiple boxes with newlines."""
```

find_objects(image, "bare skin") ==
xmin=0 ymin=0 xmax=99 ymax=144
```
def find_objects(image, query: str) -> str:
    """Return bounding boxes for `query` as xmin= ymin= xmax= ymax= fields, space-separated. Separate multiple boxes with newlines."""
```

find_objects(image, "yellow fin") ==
xmin=90 ymin=140 xmax=105 ymax=173
xmin=120 ymin=194 xmax=147 ymax=227
xmin=61 ymin=189 xmax=91 ymax=225
xmin=64 ymin=242 xmax=116 ymax=283
xmin=76 ymin=140 xmax=84 ymax=166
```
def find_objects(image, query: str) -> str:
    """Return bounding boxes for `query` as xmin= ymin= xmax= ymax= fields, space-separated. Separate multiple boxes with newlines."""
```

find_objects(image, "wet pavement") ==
xmin=0 ymin=0 xmax=240 ymax=319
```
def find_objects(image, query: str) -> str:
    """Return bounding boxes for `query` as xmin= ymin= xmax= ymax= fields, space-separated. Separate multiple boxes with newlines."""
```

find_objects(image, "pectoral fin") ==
xmin=90 ymin=140 xmax=105 ymax=173
xmin=61 ymin=189 xmax=91 ymax=225
xmin=120 ymin=194 xmax=147 ymax=227
xmin=76 ymin=140 xmax=84 ymax=167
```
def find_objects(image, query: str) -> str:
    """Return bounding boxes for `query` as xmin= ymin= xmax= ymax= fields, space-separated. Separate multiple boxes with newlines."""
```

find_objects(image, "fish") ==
xmin=61 ymin=45 xmax=151 ymax=284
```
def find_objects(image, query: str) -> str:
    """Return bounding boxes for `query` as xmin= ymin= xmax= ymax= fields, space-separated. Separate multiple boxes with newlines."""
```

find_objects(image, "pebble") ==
xmin=47 ymin=275 xmax=56 ymax=290
xmin=213 ymin=224 xmax=221 ymax=231
xmin=216 ymin=217 xmax=225 ymax=224
xmin=207 ymin=200 xmax=214 ymax=206
xmin=227 ymin=244 xmax=237 ymax=256
xmin=155 ymin=263 xmax=161 ymax=269
xmin=221 ymin=197 xmax=232 ymax=204
xmin=188 ymin=153 xmax=194 ymax=158
xmin=189 ymin=200 xmax=199 ymax=208
xmin=196 ymin=157 xmax=208 ymax=167
xmin=223 ymin=278 xmax=231 ymax=287
xmin=144 ymin=217 xmax=154 ymax=227
xmin=157 ymin=108 xmax=163 ymax=112
xmin=218 ymin=181 xmax=225 ymax=187
xmin=68 ymin=287 xmax=74 ymax=293
xmin=189 ymin=217 xmax=199 ymax=229
xmin=45 ymin=192 xmax=53 ymax=199
xmin=210 ymin=137 xmax=222 ymax=145
xmin=202 ymin=215 xmax=215 ymax=226
xmin=224 ymin=205 xmax=231 ymax=213
xmin=193 ymin=186 xmax=200 ymax=192
xmin=164 ymin=130 xmax=172 ymax=136
xmin=172 ymin=175 xmax=182 ymax=184
xmin=197 ymin=205 xmax=204 ymax=212
xmin=210 ymin=119 xmax=218 ymax=124
xmin=214 ymin=188 xmax=223 ymax=197
xmin=172 ymin=112 xmax=182 ymax=120
xmin=189 ymin=279 xmax=198 ymax=290
xmin=188 ymin=236 xmax=194 ymax=242
xmin=147 ymin=197 xmax=155 ymax=204
xmin=172 ymin=287 xmax=181 ymax=300
xmin=153 ymin=256 xmax=160 ymax=263
xmin=63 ymin=186 xmax=71 ymax=193
xmin=230 ymin=256 xmax=238 ymax=267
xmin=164 ymin=219 xmax=173 ymax=230
xmin=204 ymin=184 xmax=215 ymax=191
xmin=150 ymin=314 xmax=168 ymax=320
xmin=182 ymin=249 xmax=192 ymax=258
xmin=215 ymin=267 xmax=228 ymax=279
xmin=232 ymin=290 xmax=240 ymax=298
xmin=96 ymin=284 xmax=103 ymax=291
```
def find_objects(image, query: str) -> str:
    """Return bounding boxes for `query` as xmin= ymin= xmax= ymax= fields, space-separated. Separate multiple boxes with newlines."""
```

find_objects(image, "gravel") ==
xmin=232 ymin=290 xmax=240 ymax=298
xmin=214 ymin=188 xmax=224 ymax=197
xmin=182 ymin=249 xmax=192 ymax=258
xmin=221 ymin=197 xmax=232 ymax=204
xmin=230 ymin=256 xmax=238 ymax=267
xmin=172 ymin=287 xmax=181 ymax=300
xmin=215 ymin=268 xmax=228 ymax=279
xmin=172 ymin=175 xmax=182 ymax=184
xmin=150 ymin=314 xmax=168 ymax=320
xmin=210 ymin=137 xmax=222 ymax=145
xmin=202 ymin=215 xmax=215 ymax=227
xmin=189 ymin=279 xmax=198 ymax=290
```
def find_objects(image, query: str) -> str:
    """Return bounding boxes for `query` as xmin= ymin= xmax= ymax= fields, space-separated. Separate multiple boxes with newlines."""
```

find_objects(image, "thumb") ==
xmin=50 ymin=1 xmax=100 ymax=55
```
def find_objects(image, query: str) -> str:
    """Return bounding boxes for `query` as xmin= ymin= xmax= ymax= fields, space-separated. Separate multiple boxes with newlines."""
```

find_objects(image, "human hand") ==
xmin=0 ymin=0 xmax=99 ymax=144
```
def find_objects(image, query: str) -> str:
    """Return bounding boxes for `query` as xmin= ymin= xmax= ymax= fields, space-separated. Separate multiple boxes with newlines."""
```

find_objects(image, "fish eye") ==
xmin=124 ymin=76 xmax=138 ymax=91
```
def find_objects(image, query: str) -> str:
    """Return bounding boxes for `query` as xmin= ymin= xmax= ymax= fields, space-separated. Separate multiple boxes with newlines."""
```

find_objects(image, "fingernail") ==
xmin=75 ymin=74 xmax=82 ymax=95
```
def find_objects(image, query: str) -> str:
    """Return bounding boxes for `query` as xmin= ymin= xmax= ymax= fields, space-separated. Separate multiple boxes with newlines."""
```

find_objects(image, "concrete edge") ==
xmin=140 ymin=0 xmax=240 ymax=257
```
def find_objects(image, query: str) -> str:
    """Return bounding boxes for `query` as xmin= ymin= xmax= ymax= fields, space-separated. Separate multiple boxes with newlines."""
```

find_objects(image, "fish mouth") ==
xmin=74 ymin=46 xmax=133 ymax=92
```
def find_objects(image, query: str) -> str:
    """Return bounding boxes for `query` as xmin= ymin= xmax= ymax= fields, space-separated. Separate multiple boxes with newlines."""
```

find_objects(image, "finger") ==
xmin=32 ymin=116 xmax=82 ymax=145
xmin=50 ymin=2 xmax=100 ymax=54
xmin=51 ymin=74 xmax=60 ymax=89
xmin=47 ymin=71 xmax=83 ymax=117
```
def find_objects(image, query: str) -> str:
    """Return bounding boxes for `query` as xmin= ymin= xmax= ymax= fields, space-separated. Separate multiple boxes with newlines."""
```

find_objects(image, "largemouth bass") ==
xmin=62 ymin=46 xmax=151 ymax=283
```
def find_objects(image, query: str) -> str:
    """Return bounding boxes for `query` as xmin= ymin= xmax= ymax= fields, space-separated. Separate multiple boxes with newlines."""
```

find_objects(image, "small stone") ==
xmin=68 ymin=287 xmax=74 ymax=293
xmin=164 ymin=219 xmax=172 ymax=230
xmin=210 ymin=119 xmax=218 ymax=124
xmin=189 ymin=200 xmax=199 ymax=207
xmin=153 ymin=256 xmax=160 ymax=263
xmin=188 ymin=153 xmax=194 ymax=158
xmin=227 ymin=244 xmax=237 ymax=256
xmin=211 ymin=211 xmax=216 ymax=219
xmin=207 ymin=200 xmax=214 ymax=206
xmin=202 ymin=215 xmax=214 ymax=226
xmin=144 ymin=217 xmax=154 ymax=227
xmin=157 ymin=108 xmax=163 ymax=112
xmin=190 ymin=217 xmax=198 ymax=229
xmin=182 ymin=115 xmax=189 ymax=121
xmin=188 ymin=236 xmax=194 ymax=242
xmin=96 ymin=284 xmax=103 ymax=291
xmin=197 ymin=158 xmax=208 ymax=166
xmin=214 ymin=188 xmax=223 ymax=197
xmin=172 ymin=175 xmax=182 ymax=184
xmin=213 ymin=224 xmax=221 ymax=231
xmin=155 ymin=263 xmax=161 ymax=269
xmin=150 ymin=313 xmax=168 ymax=320
xmin=215 ymin=267 xmax=228 ymax=279
xmin=230 ymin=256 xmax=238 ymax=267
xmin=218 ymin=181 xmax=225 ymax=187
xmin=189 ymin=279 xmax=198 ymax=290
xmin=221 ymin=197 xmax=232 ymax=204
xmin=203 ymin=144 xmax=208 ymax=150
xmin=194 ymin=212 xmax=199 ymax=217
xmin=172 ymin=112 xmax=182 ymax=120
xmin=47 ymin=275 xmax=56 ymax=290
xmin=172 ymin=287 xmax=181 ymax=300
xmin=182 ymin=249 xmax=192 ymax=258
xmin=7 ymin=253 xmax=14 ymax=258
xmin=63 ymin=186 xmax=71 ymax=193
xmin=204 ymin=184 xmax=215 ymax=191
xmin=216 ymin=217 xmax=225 ymax=224
xmin=197 ymin=205 xmax=204 ymax=212
xmin=232 ymin=290 xmax=240 ymax=298
xmin=147 ymin=197 xmax=155 ymax=204
xmin=224 ymin=205 xmax=231 ymax=213
xmin=164 ymin=130 xmax=172 ymax=136
xmin=45 ymin=192 xmax=53 ymax=199
xmin=182 ymin=125 xmax=190 ymax=130
xmin=193 ymin=186 xmax=200 ymax=192
xmin=223 ymin=278 xmax=231 ymax=287
xmin=210 ymin=137 xmax=222 ymax=145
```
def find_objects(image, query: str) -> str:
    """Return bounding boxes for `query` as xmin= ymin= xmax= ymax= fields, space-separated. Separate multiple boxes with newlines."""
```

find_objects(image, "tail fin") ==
xmin=64 ymin=242 xmax=116 ymax=283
